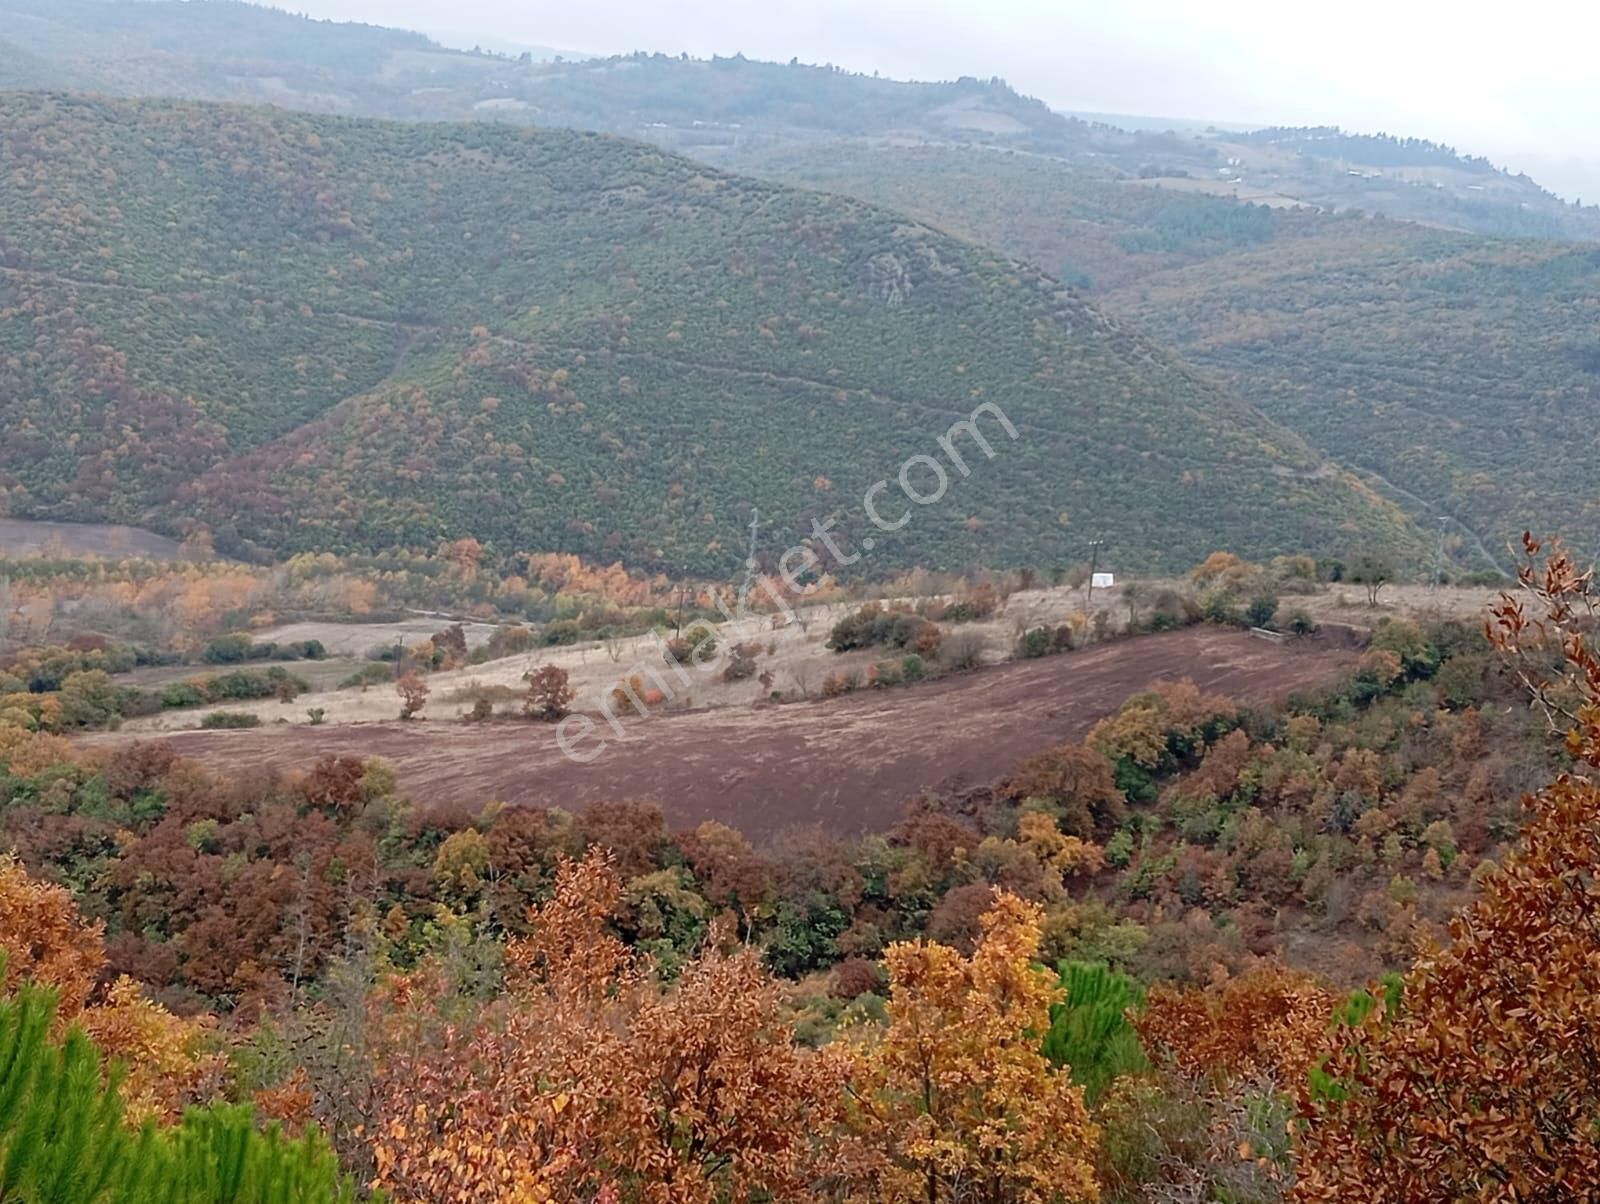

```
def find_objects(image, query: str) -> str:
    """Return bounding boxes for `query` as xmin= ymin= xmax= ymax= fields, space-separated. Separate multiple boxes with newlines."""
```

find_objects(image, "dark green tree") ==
xmin=0 ymin=969 xmax=369 ymax=1203
xmin=1042 ymin=960 xmax=1149 ymax=1105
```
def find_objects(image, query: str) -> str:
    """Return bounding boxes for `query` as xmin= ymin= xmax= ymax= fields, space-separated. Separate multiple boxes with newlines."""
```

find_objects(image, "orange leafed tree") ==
xmin=371 ymin=851 xmax=845 ymax=1203
xmin=0 ymin=856 xmax=216 ymax=1120
xmin=0 ymin=854 xmax=106 ymax=1014
xmin=1294 ymin=534 xmax=1600 ymax=1199
xmin=1136 ymin=964 xmax=1334 ymax=1088
xmin=1005 ymin=743 xmax=1125 ymax=839
xmin=0 ymin=851 xmax=104 ymax=1011
xmin=396 ymin=671 xmax=429 ymax=720
xmin=841 ymin=890 xmax=1101 ymax=1204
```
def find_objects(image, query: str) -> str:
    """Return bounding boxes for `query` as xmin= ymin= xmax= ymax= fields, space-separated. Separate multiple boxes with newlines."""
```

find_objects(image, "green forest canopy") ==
xmin=732 ymin=140 xmax=1600 ymax=564
xmin=0 ymin=92 xmax=1427 ymax=575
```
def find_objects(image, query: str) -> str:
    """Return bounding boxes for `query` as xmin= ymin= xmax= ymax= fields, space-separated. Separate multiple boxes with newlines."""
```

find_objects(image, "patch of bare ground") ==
xmin=1292 ymin=582 xmax=1500 ymax=626
xmin=114 ymin=592 xmax=1060 ymax=733
xmin=106 ymin=627 xmax=1358 ymax=842
xmin=0 ymin=518 xmax=185 ymax=560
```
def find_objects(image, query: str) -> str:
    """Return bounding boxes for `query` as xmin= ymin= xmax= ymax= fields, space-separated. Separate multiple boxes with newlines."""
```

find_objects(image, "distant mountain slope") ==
xmin=724 ymin=140 xmax=1339 ymax=291
xmin=1201 ymin=125 xmax=1593 ymax=241
xmin=734 ymin=140 xmax=1600 ymax=562
xmin=0 ymin=38 xmax=76 ymax=89
xmin=0 ymin=93 xmax=1424 ymax=573
xmin=0 ymin=0 xmax=428 ymax=67
xmin=1 ymin=0 xmax=1593 ymax=242
xmin=1104 ymin=230 xmax=1600 ymax=563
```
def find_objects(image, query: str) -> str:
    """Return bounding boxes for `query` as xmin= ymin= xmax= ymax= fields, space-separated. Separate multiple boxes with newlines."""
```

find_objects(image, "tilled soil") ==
xmin=116 ymin=627 xmax=1357 ymax=840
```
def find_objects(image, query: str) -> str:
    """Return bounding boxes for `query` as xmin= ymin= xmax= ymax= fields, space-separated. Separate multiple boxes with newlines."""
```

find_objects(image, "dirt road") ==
xmin=122 ymin=628 xmax=1357 ymax=840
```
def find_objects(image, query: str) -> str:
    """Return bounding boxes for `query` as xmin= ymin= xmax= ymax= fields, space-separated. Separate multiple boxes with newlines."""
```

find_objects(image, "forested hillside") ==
xmin=0 ymin=0 xmax=431 ymax=90
xmin=3 ymin=0 xmax=1595 ymax=241
xmin=732 ymin=141 xmax=1600 ymax=564
xmin=0 ymin=92 xmax=1424 ymax=573
xmin=1106 ymin=230 xmax=1600 ymax=565
xmin=727 ymin=140 xmax=1335 ymax=291
xmin=2 ymin=3 xmax=1589 ymax=565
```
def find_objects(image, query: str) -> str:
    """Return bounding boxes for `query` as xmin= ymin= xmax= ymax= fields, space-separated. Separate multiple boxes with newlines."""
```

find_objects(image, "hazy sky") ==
xmin=282 ymin=0 xmax=1600 ymax=199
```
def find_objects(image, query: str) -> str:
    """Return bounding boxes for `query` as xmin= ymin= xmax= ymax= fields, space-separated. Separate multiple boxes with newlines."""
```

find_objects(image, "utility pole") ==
xmin=739 ymin=507 xmax=763 ymax=607
xmin=675 ymin=563 xmax=687 ymax=638
xmin=1431 ymin=516 xmax=1448 ymax=592
xmin=1084 ymin=539 xmax=1106 ymax=608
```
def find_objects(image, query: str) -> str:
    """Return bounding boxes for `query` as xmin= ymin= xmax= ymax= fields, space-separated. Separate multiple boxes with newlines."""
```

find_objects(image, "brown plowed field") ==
xmin=130 ymin=628 xmax=1357 ymax=840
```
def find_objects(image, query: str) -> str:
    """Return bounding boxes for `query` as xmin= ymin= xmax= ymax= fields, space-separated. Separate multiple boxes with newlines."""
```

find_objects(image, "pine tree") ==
xmin=0 ymin=966 xmax=368 ymax=1203
xmin=1042 ymin=962 xmax=1149 ymax=1105
xmin=0 ymin=980 xmax=159 ymax=1203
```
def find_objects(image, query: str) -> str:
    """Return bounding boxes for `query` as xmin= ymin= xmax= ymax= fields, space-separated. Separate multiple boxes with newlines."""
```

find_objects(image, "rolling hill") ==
xmin=1104 ymin=230 xmax=1600 ymax=564
xmin=721 ymin=140 xmax=1337 ymax=292
xmin=721 ymin=141 xmax=1600 ymax=564
xmin=3 ymin=0 xmax=1595 ymax=241
xmin=0 ymin=92 xmax=1426 ymax=574
xmin=4 ymin=5 xmax=1588 ymax=570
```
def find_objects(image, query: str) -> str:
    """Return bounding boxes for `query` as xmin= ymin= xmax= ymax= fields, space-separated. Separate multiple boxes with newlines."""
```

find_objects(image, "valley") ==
xmin=729 ymin=142 xmax=1600 ymax=564
xmin=0 ymin=4 xmax=1595 ymax=1201
xmin=95 ymin=576 xmax=1497 ymax=735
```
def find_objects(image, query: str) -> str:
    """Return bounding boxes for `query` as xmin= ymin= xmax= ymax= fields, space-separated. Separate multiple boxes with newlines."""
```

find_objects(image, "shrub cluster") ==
xmin=159 ymin=667 xmax=310 ymax=710
xmin=722 ymin=645 xmax=759 ymax=682
xmin=923 ymin=583 xmax=1001 ymax=623
xmin=664 ymin=624 xmax=719 ymax=666
xmin=542 ymin=607 xmax=676 ymax=648
xmin=199 ymin=711 xmax=262 ymax=729
xmin=0 ymin=640 xmax=173 ymax=694
xmin=338 ymin=663 xmax=394 ymax=690
xmin=827 ymin=603 xmax=942 ymax=656
xmin=201 ymin=634 xmax=327 ymax=665
xmin=1017 ymin=625 xmax=1076 ymax=659
xmin=467 ymin=624 xmax=535 ymax=664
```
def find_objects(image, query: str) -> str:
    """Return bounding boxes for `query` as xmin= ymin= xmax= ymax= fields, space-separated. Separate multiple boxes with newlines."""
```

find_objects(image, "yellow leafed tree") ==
xmin=842 ymin=890 xmax=1101 ymax=1204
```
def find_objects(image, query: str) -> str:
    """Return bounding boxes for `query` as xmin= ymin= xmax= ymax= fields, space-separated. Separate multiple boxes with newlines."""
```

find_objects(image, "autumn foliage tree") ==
xmin=0 ymin=856 xmax=217 ymax=1121
xmin=522 ymin=663 xmax=576 ymax=721
xmin=0 ymin=854 xmax=105 ymax=1015
xmin=1137 ymin=965 xmax=1334 ymax=1088
xmin=396 ymin=671 xmax=429 ymax=720
xmin=1189 ymin=551 xmax=1254 ymax=591
xmin=429 ymin=623 xmax=468 ymax=668
xmin=1294 ymin=534 xmax=1600 ymax=1199
xmin=841 ymin=890 xmax=1101 ymax=1203
xmin=371 ymin=851 xmax=846 ymax=1203
xmin=1006 ymin=743 xmax=1126 ymax=839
